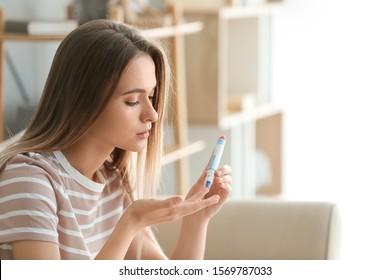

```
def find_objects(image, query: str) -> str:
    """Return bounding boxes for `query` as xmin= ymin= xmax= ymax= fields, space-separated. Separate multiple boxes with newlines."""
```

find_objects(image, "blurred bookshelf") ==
xmin=182 ymin=1 xmax=284 ymax=197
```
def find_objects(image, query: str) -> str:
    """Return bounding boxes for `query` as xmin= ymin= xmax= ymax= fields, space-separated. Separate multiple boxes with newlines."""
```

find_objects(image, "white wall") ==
xmin=0 ymin=0 xmax=72 ymax=136
xmin=272 ymin=0 xmax=390 ymax=260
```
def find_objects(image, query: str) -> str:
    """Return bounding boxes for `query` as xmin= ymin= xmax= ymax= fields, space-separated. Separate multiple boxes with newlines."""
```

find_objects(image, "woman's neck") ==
xmin=61 ymin=136 xmax=113 ymax=182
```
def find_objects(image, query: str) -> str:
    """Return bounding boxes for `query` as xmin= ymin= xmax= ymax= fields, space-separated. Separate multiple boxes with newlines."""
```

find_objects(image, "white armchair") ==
xmin=155 ymin=199 xmax=341 ymax=260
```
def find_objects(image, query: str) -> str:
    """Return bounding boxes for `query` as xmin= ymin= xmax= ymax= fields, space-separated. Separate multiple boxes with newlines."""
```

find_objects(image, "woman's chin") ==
xmin=121 ymin=143 xmax=147 ymax=153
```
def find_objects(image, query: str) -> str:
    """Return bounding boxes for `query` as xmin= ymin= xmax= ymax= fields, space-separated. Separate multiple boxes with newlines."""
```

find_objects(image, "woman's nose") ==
xmin=142 ymin=101 xmax=158 ymax=123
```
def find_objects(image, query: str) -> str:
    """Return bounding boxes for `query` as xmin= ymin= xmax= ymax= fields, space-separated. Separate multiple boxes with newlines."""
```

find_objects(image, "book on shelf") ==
xmin=5 ymin=19 xmax=79 ymax=36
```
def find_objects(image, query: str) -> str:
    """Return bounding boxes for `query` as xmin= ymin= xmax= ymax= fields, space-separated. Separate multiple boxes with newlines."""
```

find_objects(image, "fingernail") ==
xmin=175 ymin=197 xmax=183 ymax=204
xmin=216 ymin=170 xmax=222 ymax=176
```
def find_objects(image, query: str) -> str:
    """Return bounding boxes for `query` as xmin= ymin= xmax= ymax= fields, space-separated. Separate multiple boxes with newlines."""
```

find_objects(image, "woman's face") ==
xmin=88 ymin=54 xmax=158 ymax=152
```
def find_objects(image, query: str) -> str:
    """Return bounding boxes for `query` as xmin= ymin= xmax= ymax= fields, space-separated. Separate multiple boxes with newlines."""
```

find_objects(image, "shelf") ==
xmin=219 ymin=4 xmax=282 ymax=19
xmin=182 ymin=1 xmax=284 ymax=16
xmin=162 ymin=140 xmax=205 ymax=165
xmin=0 ymin=33 xmax=66 ymax=41
xmin=218 ymin=103 xmax=282 ymax=130
xmin=182 ymin=5 xmax=283 ymax=198
xmin=0 ymin=21 xmax=203 ymax=42
xmin=142 ymin=21 xmax=203 ymax=39
xmin=185 ymin=9 xmax=274 ymax=126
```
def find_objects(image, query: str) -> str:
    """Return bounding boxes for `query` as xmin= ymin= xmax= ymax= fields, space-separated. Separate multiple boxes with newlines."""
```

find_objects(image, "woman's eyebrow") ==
xmin=121 ymin=88 xmax=144 ymax=95
xmin=121 ymin=85 xmax=157 ymax=95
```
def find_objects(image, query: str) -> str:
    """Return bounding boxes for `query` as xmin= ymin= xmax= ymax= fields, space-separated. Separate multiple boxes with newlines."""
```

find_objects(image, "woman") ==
xmin=0 ymin=19 xmax=232 ymax=260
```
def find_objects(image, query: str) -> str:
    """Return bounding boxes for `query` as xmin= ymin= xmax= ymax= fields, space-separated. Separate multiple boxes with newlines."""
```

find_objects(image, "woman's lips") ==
xmin=137 ymin=131 xmax=150 ymax=139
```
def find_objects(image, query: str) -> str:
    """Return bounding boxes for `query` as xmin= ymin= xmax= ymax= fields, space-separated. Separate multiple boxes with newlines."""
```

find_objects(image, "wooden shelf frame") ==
xmin=183 ymin=5 xmax=283 ymax=197
xmin=0 ymin=21 xmax=203 ymax=42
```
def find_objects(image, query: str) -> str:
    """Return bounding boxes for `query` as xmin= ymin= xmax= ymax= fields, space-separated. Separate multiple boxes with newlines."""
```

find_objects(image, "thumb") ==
xmin=195 ymin=169 xmax=208 ymax=186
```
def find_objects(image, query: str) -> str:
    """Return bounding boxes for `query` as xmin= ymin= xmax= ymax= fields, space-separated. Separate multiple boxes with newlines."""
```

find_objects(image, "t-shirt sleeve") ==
xmin=0 ymin=161 xmax=59 ymax=244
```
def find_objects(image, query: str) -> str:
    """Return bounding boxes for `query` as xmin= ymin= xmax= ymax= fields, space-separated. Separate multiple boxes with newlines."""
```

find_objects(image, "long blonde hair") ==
xmin=0 ymin=19 xmax=170 ymax=200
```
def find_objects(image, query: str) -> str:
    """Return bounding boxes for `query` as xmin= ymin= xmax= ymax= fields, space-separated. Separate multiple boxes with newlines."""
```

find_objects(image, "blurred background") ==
xmin=1 ymin=0 xmax=390 ymax=261
xmin=273 ymin=0 xmax=390 ymax=261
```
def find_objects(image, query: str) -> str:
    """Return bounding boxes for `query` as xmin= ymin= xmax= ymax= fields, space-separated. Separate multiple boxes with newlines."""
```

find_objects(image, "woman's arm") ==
xmin=12 ymin=240 xmax=61 ymax=259
xmin=94 ymin=210 xmax=140 ymax=259
xmin=10 ymin=209 xmax=139 ymax=260
xmin=12 ymin=226 xmax=144 ymax=260
xmin=96 ymin=189 xmax=220 ymax=260
xmin=125 ymin=229 xmax=168 ymax=260
xmin=170 ymin=217 xmax=209 ymax=259
xmin=122 ymin=163 xmax=232 ymax=261
xmin=170 ymin=165 xmax=233 ymax=260
xmin=124 ymin=216 xmax=210 ymax=260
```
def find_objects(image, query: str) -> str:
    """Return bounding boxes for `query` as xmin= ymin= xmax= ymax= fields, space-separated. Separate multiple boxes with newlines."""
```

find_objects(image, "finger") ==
xmin=146 ymin=196 xmax=183 ymax=214
xmin=154 ymin=195 xmax=220 ymax=224
xmin=179 ymin=195 xmax=220 ymax=215
xmin=151 ymin=197 xmax=188 ymax=222
xmin=155 ymin=196 xmax=182 ymax=206
xmin=185 ymin=187 xmax=209 ymax=203
xmin=215 ymin=164 xmax=232 ymax=177
xmin=216 ymin=175 xmax=232 ymax=185
xmin=210 ymin=177 xmax=231 ymax=192
xmin=196 ymin=162 xmax=229 ymax=186
xmin=219 ymin=182 xmax=232 ymax=193
xmin=223 ymin=183 xmax=232 ymax=192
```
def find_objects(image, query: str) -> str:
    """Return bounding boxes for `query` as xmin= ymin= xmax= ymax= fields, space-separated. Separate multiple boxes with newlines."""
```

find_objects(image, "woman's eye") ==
xmin=125 ymin=101 xmax=139 ymax=107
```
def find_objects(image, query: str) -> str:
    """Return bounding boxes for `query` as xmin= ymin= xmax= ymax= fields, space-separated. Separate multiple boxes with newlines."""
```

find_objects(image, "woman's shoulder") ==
xmin=8 ymin=151 xmax=57 ymax=166
xmin=3 ymin=152 xmax=63 ymax=179
xmin=0 ymin=152 xmax=63 ymax=210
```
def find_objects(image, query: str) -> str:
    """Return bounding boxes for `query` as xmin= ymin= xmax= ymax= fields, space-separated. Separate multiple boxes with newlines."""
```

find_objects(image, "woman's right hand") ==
xmin=95 ymin=188 xmax=219 ymax=260
xmin=123 ymin=187 xmax=220 ymax=230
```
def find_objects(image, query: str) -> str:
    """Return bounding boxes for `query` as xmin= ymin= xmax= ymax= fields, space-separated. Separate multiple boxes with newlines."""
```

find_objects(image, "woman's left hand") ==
xmin=170 ymin=162 xmax=232 ymax=260
xmin=184 ymin=164 xmax=232 ymax=222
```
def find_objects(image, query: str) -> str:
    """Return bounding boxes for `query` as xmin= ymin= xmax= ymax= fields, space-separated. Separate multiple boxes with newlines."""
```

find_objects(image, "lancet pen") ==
xmin=205 ymin=136 xmax=226 ymax=188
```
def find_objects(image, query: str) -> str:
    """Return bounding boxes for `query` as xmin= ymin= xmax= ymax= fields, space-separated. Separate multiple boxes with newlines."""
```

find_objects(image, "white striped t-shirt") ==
xmin=0 ymin=151 xmax=131 ymax=259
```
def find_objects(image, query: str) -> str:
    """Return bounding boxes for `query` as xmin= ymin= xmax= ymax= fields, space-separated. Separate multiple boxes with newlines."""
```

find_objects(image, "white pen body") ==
xmin=205 ymin=138 xmax=226 ymax=188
